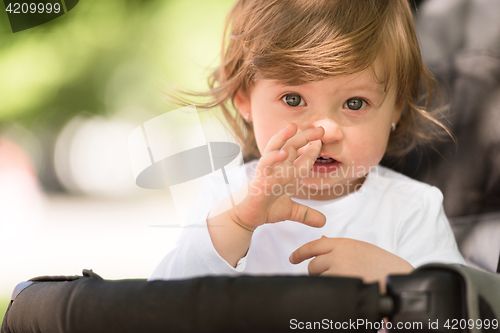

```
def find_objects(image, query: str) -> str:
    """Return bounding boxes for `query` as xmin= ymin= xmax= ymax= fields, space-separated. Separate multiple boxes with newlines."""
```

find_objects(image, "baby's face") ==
xmin=236 ymin=61 xmax=402 ymax=200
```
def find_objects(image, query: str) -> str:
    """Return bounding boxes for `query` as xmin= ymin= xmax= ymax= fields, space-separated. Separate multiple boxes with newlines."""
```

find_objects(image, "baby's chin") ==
xmin=292 ymin=179 xmax=348 ymax=200
xmin=299 ymin=176 xmax=346 ymax=190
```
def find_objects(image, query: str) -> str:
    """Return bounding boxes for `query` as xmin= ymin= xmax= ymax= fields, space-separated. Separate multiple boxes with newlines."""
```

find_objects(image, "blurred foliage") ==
xmin=0 ymin=0 xmax=234 ymax=130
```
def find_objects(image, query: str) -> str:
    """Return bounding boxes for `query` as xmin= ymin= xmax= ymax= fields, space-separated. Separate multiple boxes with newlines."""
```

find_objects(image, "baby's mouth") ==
xmin=311 ymin=156 xmax=341 ymax=174
xmin=315 ymin=156 xmax=336 ymax=164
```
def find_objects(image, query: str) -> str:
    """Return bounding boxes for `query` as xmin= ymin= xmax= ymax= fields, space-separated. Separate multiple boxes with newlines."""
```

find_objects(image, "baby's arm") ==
xmin=205 ymin=202 xmax=254 ymax=268
xmin=207 ymin=124 xmax=327 ymax=267
xmin=290 ymin=237 xmax=414 ymax=293
xmin=289 ymin=186 xmax=465 ymax=291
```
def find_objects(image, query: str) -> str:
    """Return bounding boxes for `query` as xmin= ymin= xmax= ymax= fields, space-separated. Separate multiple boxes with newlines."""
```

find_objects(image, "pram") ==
xmin=1 ymin=264 xmax=499 ymax=332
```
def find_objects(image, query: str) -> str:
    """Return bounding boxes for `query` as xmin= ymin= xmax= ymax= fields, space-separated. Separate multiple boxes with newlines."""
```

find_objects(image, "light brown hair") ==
xmin=174 ymin=0 xmax=449 ymax=162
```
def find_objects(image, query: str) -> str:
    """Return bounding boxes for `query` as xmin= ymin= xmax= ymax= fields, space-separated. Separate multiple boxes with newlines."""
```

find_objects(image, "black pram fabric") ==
xmin=393 ymin=50 xmax=500 ymax=218
xmin=3 ymin=265 xmax=500 ymax=333
xmin=1 ymin=274 xmax=380 ymax=333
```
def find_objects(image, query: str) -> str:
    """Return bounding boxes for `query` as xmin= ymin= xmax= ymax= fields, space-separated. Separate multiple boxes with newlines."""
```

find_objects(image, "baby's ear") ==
xmin=234 ymin=87 xmax=251 ymax=118
xmin=393 ymin=98 xmax=405 ymax=124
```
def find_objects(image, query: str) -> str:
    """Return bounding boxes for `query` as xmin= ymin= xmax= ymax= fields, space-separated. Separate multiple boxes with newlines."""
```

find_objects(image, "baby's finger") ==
xmin=289 ymin=236 xmax=331 ymax=264
xmin=290 ymin=201 xmax=326 ymax=229
xmin=262 ymin=123 xmax=297 ymax=155
xmin=281 ymin=127 xmax=325 ymax=163
xmin=307 ymin=254 xmax=330 ymax=276
xmin=293 ymin=139 xmax=322 ymax=175
xmin=256 ymin=149 xmax=288 ymax=177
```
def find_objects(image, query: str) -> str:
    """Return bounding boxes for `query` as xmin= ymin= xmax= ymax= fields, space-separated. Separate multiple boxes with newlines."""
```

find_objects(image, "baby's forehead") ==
xmin=343 ymin=57 xmax=391 ymax=88
xmin=266 ymin=66 xmax=388 ymax=93
xmin=333 ymin=68 xmax=387 ymax=92
xmin=259 ymin=56 xmax=391 ymax=91
xmin=331 ymin=59 xmax=394 ymax=96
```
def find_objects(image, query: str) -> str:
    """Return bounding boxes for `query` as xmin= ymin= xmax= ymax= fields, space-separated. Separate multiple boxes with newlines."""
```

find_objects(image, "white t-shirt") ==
xmin=150 ymin=161 xmax=466 ymax=280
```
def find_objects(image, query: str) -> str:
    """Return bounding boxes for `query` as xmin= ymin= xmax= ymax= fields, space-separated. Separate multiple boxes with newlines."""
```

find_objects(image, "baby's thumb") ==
xmin=289 ymin=201 xmax=326 ymax=228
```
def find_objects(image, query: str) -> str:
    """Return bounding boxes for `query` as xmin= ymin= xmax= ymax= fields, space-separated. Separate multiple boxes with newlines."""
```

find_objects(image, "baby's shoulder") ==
xmin=366 ymin=165 xmax=443 ymax=203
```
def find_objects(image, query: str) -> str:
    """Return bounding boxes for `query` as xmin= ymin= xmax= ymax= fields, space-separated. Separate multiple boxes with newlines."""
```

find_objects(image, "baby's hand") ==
xmin=289 ymin=237 xmax=414 ymax=293
xmin=228 ymin=123 xmax=327 ymax=231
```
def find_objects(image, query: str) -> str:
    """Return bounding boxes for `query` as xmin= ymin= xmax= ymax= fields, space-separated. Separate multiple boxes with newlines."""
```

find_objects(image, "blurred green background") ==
xmin=0 ymin=0 xmax=234 ymax=325
xmin=0 ymin=0 xmax=234 ymax=189
xmin=0 ymin=0 xmax=232 ymax=124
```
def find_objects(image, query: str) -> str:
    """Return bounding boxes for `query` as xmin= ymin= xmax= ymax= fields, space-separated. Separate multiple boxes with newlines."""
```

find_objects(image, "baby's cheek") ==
xmin=254 ymin=120 xmax=288 ymax=154
xmin=253 ymin=127 xmax=273 ymax=154
xmin=364 ymin=127 xmax=391 ymax=156
xmin=351 ymin=141 xmax=386 ymax=168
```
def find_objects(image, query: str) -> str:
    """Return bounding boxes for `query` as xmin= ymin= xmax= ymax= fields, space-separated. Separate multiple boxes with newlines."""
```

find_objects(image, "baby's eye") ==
xmin=344 ymin=98 xmax=367 ymax=110
xmin=282 ymin=94 xmax=305 ymax=107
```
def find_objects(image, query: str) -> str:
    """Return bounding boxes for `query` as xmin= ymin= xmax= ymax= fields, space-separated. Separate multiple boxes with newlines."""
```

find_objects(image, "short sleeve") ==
xmin=395 ymin=186 xmax=467 ymax=268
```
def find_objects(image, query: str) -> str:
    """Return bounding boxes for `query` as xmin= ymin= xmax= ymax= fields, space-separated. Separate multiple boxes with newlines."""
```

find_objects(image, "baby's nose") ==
xmin=313 ymin=119 xmax=342 ymax=144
